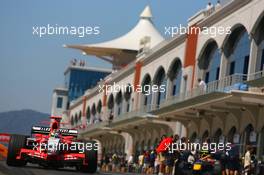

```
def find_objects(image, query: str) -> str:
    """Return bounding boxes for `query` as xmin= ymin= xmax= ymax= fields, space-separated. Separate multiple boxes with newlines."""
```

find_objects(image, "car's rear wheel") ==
xmin=6 ymin=134 xmax=27 ymax=166
xmin=81 ymin=140 xmax=98 ymax=173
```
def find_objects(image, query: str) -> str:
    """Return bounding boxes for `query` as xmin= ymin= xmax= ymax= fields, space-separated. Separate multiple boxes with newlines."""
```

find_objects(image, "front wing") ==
xmin=17 ymin=148 xmax=87 ymax=165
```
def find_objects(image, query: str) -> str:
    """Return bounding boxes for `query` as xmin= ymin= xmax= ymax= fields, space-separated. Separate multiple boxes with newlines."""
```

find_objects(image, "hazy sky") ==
xmin=0 ymin=0 xmax=220 ymax=113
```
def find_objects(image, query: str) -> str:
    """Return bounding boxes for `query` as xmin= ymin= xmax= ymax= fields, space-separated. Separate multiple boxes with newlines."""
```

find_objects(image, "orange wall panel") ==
xmin=133 ymin=61 xmax=142 ymax=91
xmin=183 ymin=25 xmax=199 ymax=87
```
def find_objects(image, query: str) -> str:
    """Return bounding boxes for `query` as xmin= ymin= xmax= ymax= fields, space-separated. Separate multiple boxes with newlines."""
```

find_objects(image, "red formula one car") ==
xmin=6 ymin=116 xmax=98 ymax=173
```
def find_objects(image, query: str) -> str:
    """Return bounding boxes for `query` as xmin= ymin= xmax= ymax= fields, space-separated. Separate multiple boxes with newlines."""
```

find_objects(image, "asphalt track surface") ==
xmin=0 ymin=161 xmax=125 ymax=175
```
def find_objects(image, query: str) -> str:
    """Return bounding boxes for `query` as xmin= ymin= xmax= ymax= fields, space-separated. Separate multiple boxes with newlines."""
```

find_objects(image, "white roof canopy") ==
xmin=64 ymin=5 xmax=164 ymax=69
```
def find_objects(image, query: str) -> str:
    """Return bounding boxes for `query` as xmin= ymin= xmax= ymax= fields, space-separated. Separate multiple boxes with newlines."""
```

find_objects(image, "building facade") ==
xmin=54 ymin=0 xmax=264 ymax=161
xmin=51 ymin=62 xmax=111 ymax=119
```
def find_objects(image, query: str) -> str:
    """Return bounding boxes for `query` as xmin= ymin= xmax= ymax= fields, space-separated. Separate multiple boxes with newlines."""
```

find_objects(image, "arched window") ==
xmin=74 ymin=114 xmax=78 ymax=125
xmin=213 ymin=128 xmax=222 ymax=143
xmin=223 ymin=25 xmax=250 ymax=75
xmin=141 ymin=74 xmax=152 ymax=110
xmin=97 ymin=100 xmax=103 ymax=122
xmin=227 ymin=126 xmax=236 ymax=143
xmin=168 ymin=59 xmax=182 ymax=95
xmin=202 ymin=130 xmax=209 ymax=142
xmin=107 ymin=94 xmax=115 ymax=112
xmin=97 ymin=100 xmax=102 ymax=114
xmin=124 ymin=84 xmax=132 ymax=112
xmin=78 ymin=111 xmax=82 ymax=123
xmin=86 ymin=106 xmax=91 ymax=124
xmin=241 ymin=124 xmax=255 ymax=154
xmin=115 ymin=91 xmax=123 ymax=116
xmin=153 ymin=67 xmax=167 ymax=107
xmin=190 ymin=132 xmax=197 ymax=143
xmin=198 ymin=40 xmax=221 ymax=83
xmin=91 ymin=103 xmax=96 ymax=123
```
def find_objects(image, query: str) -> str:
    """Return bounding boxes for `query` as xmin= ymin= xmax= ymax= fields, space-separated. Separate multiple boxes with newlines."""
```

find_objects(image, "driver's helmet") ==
xmin=50 ymin=131 xmax=55 ymax=137
xmin=50 ymin=129 xmax=59 ymax=138
xmin=54 ymin=131 xmax=60 ymax=138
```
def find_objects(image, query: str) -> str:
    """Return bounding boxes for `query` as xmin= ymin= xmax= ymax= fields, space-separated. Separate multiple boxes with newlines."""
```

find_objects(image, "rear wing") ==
xmin=31 ymin=126 xmax=78 ymax=137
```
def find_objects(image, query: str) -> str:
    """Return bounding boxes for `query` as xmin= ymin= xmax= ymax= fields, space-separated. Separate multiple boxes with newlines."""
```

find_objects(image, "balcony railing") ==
xmin=79 ymin=120 xmax=108 ymax=133
xmin=159 ymin=73 xmax=247 ymax=110
xmin=80 ymin=72 xmax=264 ymax=133
xmin=106 ymin=74 xmax=247 ymax=124
xmin=248 ymin=70 xmax=264 ymax=81
xmin=115 ymin=108 xmax=150 ymax=121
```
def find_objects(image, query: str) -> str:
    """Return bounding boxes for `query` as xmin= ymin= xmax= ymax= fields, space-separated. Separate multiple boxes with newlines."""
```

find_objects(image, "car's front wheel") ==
xmin=6 ymin=134 xmax=27 ymax=166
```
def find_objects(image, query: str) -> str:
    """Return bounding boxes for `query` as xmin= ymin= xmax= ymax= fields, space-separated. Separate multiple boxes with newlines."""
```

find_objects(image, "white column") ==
xmin=175 ymin=122 xmax=182 ymax=135
xmin=102 ymin=106 xmax=108 ymax=121
xmin=122 ymin=100 xmax=127 ymax=113
xmin=166 ymin=79 xmax=173 ymax=99
xmin=123 ymin=133 xmax=134 ymax=159
xmin=219 ymin=48 xmax=227 ymax=78
xmin=180 ymin=124 xmax=187 ymax=138
xmin=151 ymin=91 xmax=157 ymax=110
xmin=248 ymin=36 xmax=259 ymax=80
xmin=218 ymin=48 xmax=228 ymax=90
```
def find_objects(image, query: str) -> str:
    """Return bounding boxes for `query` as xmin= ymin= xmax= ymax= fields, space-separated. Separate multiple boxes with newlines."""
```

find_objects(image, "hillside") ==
xmin=0 ymin=109 xmax=50 ymax=135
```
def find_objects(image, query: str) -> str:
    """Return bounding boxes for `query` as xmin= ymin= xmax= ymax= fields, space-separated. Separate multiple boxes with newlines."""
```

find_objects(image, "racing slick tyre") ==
xmin=81 ymin=141 xmax=98 ymax=173
xmin=6 ymin=134 xmax=28 ymax=166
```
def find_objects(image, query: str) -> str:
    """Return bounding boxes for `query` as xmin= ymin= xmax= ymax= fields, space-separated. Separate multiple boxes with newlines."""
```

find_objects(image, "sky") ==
xmin=0 ymin=0 xmax=221 ymax=113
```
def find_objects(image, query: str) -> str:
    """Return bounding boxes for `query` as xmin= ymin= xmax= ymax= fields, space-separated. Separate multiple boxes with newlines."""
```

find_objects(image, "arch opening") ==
xmin=168 ymin=58 xmax=182 ymax=96
xmin=115 ymin=91 xmax=123 ymax=116
xmin=222 ymin=25 xmax=250 ymax=76
xmin=141 ymin=74 xmax=152 ymax=110
xmin=153 ymin=67 xmax=167 ymax=107
xmin=107 ymin=93 xmax=114 ymax=113
xmin=198 ymin=40 xmax=221 ymax=83
xmin=124 ymin=84 xmax=132 ymax=112
xmin=252 ymin=12 xmax=264 ymax=72
xmin=86 ymin=106 xmax=91 ymax=124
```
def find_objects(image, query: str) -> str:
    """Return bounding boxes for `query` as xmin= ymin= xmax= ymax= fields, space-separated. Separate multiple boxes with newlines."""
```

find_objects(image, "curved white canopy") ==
xmin=64 ymin=6 xmax=164 ymax=69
